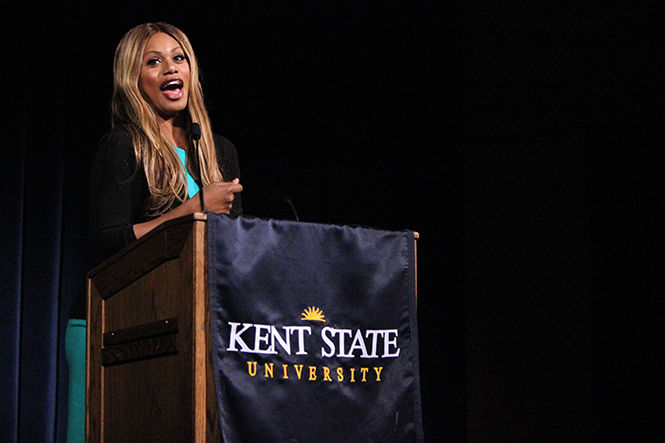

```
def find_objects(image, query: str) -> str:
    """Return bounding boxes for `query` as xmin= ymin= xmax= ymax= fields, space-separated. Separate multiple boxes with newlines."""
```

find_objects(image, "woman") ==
xmin=65 ymin=22 xmax=243 ymax=442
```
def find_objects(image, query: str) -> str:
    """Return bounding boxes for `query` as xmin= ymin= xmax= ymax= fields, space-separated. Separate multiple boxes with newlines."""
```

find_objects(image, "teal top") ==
xmin=175 ymin=147 xmax=200 ymax=198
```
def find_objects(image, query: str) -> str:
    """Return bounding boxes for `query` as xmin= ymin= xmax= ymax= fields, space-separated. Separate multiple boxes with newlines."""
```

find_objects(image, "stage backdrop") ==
xmin=207 ymin=214 xmax=424 ymax=441
xmin=0 ymin=14 xmax=90 ymax=441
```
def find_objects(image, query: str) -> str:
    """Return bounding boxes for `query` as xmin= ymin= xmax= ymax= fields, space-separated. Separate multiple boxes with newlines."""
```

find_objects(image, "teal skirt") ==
xmin=65 ymin=319 xmax=86 ymax=443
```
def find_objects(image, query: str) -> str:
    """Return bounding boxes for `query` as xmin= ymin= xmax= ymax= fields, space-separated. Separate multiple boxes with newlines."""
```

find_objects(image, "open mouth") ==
xmin=160 ymin=79 xmax=184 ymax=99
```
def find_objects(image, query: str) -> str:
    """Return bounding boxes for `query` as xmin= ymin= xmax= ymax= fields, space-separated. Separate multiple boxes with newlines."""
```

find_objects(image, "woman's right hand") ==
xmin=198 ymin=178 xmax=243 ymax=214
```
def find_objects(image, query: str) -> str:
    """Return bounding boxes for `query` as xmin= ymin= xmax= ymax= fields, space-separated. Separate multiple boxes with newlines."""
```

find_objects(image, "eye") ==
xmin=146 ymin=57 xmax=160 ymax=66
xmin=174 ymin=54 xmax=186 ymax=62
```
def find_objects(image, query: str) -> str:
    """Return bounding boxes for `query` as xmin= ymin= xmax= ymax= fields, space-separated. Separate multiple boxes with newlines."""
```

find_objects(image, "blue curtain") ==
xmin=0 ymin=14 xmax=89 ymax=442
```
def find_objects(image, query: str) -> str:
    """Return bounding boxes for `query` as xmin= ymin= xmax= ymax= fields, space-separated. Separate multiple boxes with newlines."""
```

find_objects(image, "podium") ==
xmin=86 ymin=213 xmax=420 ymax=442
xmin=86 ymin=214 xmax=219 ymax=442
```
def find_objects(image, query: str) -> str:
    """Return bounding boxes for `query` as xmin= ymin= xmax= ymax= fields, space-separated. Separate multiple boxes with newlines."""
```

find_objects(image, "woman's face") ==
xmin=139 ymin=32 xmax=191 ymax=119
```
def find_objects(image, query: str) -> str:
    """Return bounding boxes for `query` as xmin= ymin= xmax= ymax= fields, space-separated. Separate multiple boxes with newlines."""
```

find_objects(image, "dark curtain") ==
xmin=0 ymin=12 xmax=90 ymax=442
xmin=6 ymin=2 xmax=648 ymax=442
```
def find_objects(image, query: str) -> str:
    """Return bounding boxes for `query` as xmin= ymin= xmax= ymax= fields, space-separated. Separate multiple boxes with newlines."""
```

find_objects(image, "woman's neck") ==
xmin=158 ymin=114 xmax=188 ymax=149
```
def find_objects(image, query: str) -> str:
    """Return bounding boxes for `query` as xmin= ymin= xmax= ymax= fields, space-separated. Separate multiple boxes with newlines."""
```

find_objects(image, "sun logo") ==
xmin=301 ymin=306 xmax=326 ymax=322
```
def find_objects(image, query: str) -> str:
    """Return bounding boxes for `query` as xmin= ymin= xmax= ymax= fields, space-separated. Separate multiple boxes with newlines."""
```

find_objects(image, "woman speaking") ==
xmin=65 ymin=22 xmax=243 ymax=442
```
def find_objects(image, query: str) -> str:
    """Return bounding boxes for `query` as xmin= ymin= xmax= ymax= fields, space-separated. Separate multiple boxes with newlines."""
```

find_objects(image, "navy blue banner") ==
xmin=207 ymin=215 xmax=423 ymax=442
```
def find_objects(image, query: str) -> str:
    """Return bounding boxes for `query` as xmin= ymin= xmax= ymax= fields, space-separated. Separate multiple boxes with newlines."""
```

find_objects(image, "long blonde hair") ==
xmin=112 ymin=22 xmax=223 ymax=214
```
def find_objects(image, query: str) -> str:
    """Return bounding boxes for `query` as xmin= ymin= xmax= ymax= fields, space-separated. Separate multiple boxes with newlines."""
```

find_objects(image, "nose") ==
xmin=163 ymin=59 xmax=178 ymax=75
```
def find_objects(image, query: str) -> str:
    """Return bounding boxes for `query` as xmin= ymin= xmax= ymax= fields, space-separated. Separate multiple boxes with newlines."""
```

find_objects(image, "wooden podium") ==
xmin=86 ymin=213 xmax=419 ymax=441
xmin=86 ymin=214 xmax=220 ymax=442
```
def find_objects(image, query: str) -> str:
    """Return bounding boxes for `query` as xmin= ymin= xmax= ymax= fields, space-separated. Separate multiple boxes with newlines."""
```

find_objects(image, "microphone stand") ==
xmin=190 ymin=123 xmax=206 ymax=213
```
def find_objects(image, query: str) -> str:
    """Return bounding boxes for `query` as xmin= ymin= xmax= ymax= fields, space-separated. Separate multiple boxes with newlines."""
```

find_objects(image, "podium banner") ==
xmin=207 ymin=215 xmax=423 ymax=442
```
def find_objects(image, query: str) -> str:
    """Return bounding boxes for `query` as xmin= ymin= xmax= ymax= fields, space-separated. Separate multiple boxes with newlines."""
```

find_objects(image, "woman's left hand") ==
xmin=198 ymin=178 xmax=243 ymax=214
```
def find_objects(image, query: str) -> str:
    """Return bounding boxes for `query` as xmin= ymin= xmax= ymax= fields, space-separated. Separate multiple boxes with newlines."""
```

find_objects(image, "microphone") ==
xmin=273 ymin=190 xmax=300 ymax=222
xmin=190 ymin=123 xmax=206 ymax=212
xmin=191 ymin=122 xmax=201 ymax=141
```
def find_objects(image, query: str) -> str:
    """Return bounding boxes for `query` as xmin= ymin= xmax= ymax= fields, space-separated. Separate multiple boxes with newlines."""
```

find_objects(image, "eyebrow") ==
xmin=144 ymin=47 xmax=183 ymax=56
